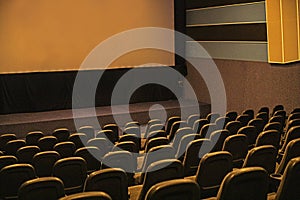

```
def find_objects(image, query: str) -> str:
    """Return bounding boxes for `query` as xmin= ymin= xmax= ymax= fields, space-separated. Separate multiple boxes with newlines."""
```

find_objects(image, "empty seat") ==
xmin=168 ymin=121 xmax=188 ymax=141
xmin=255 ymin=130 xmax=280 ymax=150
xmin=214 ymin=167 xmax=268 ymax=200
xmin=144 ymin=179 xmax=200 ymax=200
xmin=237 ymin=126 xmax=257 ymax=149
xmin=144 ymin=137 xmax=169 ymax=153
xmin=18 ymin=177 xmax=65 ymax=200
xmin=287 ymin=112 xmax=300 ymax=122
xmin=248 ymin=118 xmax=265 ymax=134
xmin=0 ymin=155 xmax=18 ymax=170
xmin=242 ymin=145 xmax=277 ymax=174
xmin=215 ymin=117 xmax=230 ymax=130
xmin=130 ymin=159 xmax=183 ymax=200
xmin=38 ymin=136 xmax=58 ymax=151
xmin=145 ymin=124 xmax=165 ymax=139
xmin=32 ymin=151 xmax=60 ymax=177
xmin=236 ymin=114 xmax=252 ymax=127
xmin=210 ymin=130 xmax=230 ymax=152
xmin=194 ymin=151 xmax=233 ymax=198
xmin=0 ymin=134 xmax=17 ymax=151
xmin=291 ymin=108 xmax=300 ymax=114
xmin=84 ymin=168 xmax=128 ymax=200
xmin=200 ymin=124 xmax=217 ymax=139
xmin=183 ymin=139 xmax=211 ymax=176
xmin=207 ymin=113 xmax=220 ymax=124
xmin=112 ymin=141 xmax=139 ymax=154
xmin=279 ymin=126 xmax=300 ymax=156
xmin=242 ymin=109 xmax=254 ymax=119
xmin=16 ymin=146 xmax=40 ymax=164
xmin=53 ymin=157 xmax=87 ymax=194
xmin=222 ymin=134 xmax=248 ymax=168
xmin=175 ymin=134 xmax=201 ymax=161
xmin=263 ymin=122 xmax=282 ymax=133
xmin=192 ymin=119 xmax=209 ymax=134
xmin=54 ymin=141 xmax=76 ymax=158
xmin=171 ymin=127 xmax=193 ymax=151
xmin=59 ymin=191 xmax=112 ymax=200
xmin=75 ymin=147 xmax=102 ymax=173
xmin=268 ymin=157 xmax=300 ymax=200
xmin=144 ymin=119 xmax=162 ymax=139
xmin=285 ymin=119 xmax=300 ymax=133
xmin=187 ymin=114 xmax=200 ymax=128
xmin=276 ymin=138 xmax=300 ymax=175
xmin=165 ymin=116 xmax=181 ymax=136
xmin=52 ymin=128 xmax=70 ymax=142
xmin=225 ymin=111 xmax=238 ymax=122
xmin=69 ymin=133 xmax=88 ymax=149
xmin=272 ymin=105 xmax=284 ymax=116
xmin=101 ymin=151 xmax=136 ymax=186
xmin=145 ymin=130 xmax=167 ymax=142
xmin=124 ymin=121 xmax=140 ymax=129
xmin=103 ymin=123 xmax=119 ymax=143
xmin=258 ymin=107 xmax=270 ymax=117
xmin=4 ymin=139 xmax=26 ymax=156
xmin=87 ymin=138 xmax=112 ymax=156
xmin=0 ymin=164 xmax=36 ymax=199
xmin=225 ymin=121 xmax=242 ymax=135
xmin=25 ymin=131 xmax=44 ymax=146
xmin=78 ymin=126 xmax=95 ymax=140
xmin=256 ymin=112 xmax=269 ymax=126
xmin=118 ymin=134 xmax=139 ymax=151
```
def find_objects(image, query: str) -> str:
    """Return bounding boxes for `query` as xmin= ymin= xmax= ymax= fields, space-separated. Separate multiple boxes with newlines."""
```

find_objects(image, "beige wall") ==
xmin=0 ymin=0 xmax=174 ymax=73
xmin=185 ymin=58 xmax=300 ymax=114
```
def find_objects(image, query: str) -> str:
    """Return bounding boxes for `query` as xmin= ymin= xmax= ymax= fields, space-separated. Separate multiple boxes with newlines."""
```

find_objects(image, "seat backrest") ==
xmin=146 ymin=124 xmax=165 ymax=139
xmin=0 ymin=155 xmax=18 ymax=170
xmin=146 ymin=130 xmax=167 ymax=142
xmin=225 ymin=121 xmax=242 ymax=135
xmin=144 ymin=179 xmax=200 ymax=200
xmin=54 ymin=141 xmax=76 ymax=158
xmin=165 ymin=116 xmax=181 ymax=135
xmin=279 ymin=126 xmax=300 ymax=154
xmin=112 ymin=141 xmax=138 ymax=153
xmin=216 ymin=167 xmax=268 ymax=200
xmin=187 ymin=114 xmax=200 ymax=128
xmin=272 ymin=105 xmax=284 ymax=116
xmin=59 ymin=191 xmax=112 ymax=200
xmin=145 ymin=137 xmax=169 ymax=153
xmin=200 ymin=124 xmax=217 ymax=139
xmin=0 ymin=134 xmax=17 ymax=151
xmin=248 ymin=118 xmax=265 ymax=134
xmin=18 ymin=177 xmax=65 ymax=200
xmin=237 ymin=126 xmax=257 ymax=147
xmin=291 ymin=108 xmax=300 ymax=114
xmin=171 ymin=127 xmax=193 ymax=151
xmin=242 ymin=109 xmax=254 ymax=119
xmin=123 ymin=126 xmax=141 ymax=138
xmin=144 ymin=119 xmax=162 ymax=138
xmin=168 ymin=121 xmax=188 ymax=141
xmin=75 ymin=147 xmax=102 ymax=173
xmin=38 ymin=136 xmax=58 ymax=151
xmin=242 ymin=145 xmax=277 ymax=174
xmin=32 ymin=151 xmax=60 ymax=177
xmin=258 ymin=107 xmax=269 ymax=116
xmin=16 ymin=145 xmax=41 ymax=164
xmin=78 ymin=126 xmax=95 ymax=140
xmin=124 ymin=121 xmax=140 ymax=129
xmin=207 ymin=113 xmax=221 ymax=124
xmin=255 ymin=130 xmax=280 ymax=150
xmin=118 ymin=134 xmax=139 ymax=151
xmin=84 ymin=168 xmax=128 ymax=200
xmin=52 ymin=128 xmax=70 ymax=142
xmin=215 ymin=117 xmax=230 ymax=130
xmin=263 ymin=122 xmax=282 ymax=132
xmin=183 ymin=139 xmax=211 ymax=176
xmin=53 ymin=157 xmax=87 ymax=195
xmin=287 ymin=112 xmax=300 ymax=122
xmin=276 ymin=138 xmax=300 ymax=174
xmin=225 ymin=111 xmax=238 ymax=122
xmin=269 ymin=115 xmax=285 ymax=132
xmin=138 ymin=159 xmax=184 ymax=200
xmin=196 ymin=151 xmax=233 ymax=198
xmin=175 ymin=134 xmax=200 ymax=160
xmin=210 ymin=130 xmax=230 ymax=152
xmin=87 ymin=138 xmax=112 ymax=156
xmin=236 ymin=114 xmax=252 ymax=127
xmin=25 ymin=131 xmax=44 ymax=146
xmin=103 ymin=123 xmax=119 ymax=143
xmin=4 ymin=139 xmax=26 ymax=156
xmin=222 ymin=134 xmax=248 ymax=168
xmin=192 ymin=119 xmax=209 ymax=134
xmin=286 ymin=119 xmax=300 ymax=132
xmin=0 ymin=163 xmax=36 ymax=199
xmin=275 ymin=157 xmax=300 ymax=200
xmin=256 ymin=112 xmax=269 ymax=126
xmin=141 ymin=145 xmax=175 ymax=173
xmin=69 ymin=133 xmax=88 ymax=150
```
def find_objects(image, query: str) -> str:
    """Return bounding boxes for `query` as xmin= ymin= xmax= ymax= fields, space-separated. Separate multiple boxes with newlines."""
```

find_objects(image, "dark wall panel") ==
xmin=186 ymin=23 xmax=267 ymax=41
xmin=186 ymin=0 xmax=264 ymax=9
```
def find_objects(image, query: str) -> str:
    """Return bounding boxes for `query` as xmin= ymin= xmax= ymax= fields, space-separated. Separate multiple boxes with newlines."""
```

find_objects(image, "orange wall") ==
xmin=0 ymin=0 xmax=174 ymax=73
